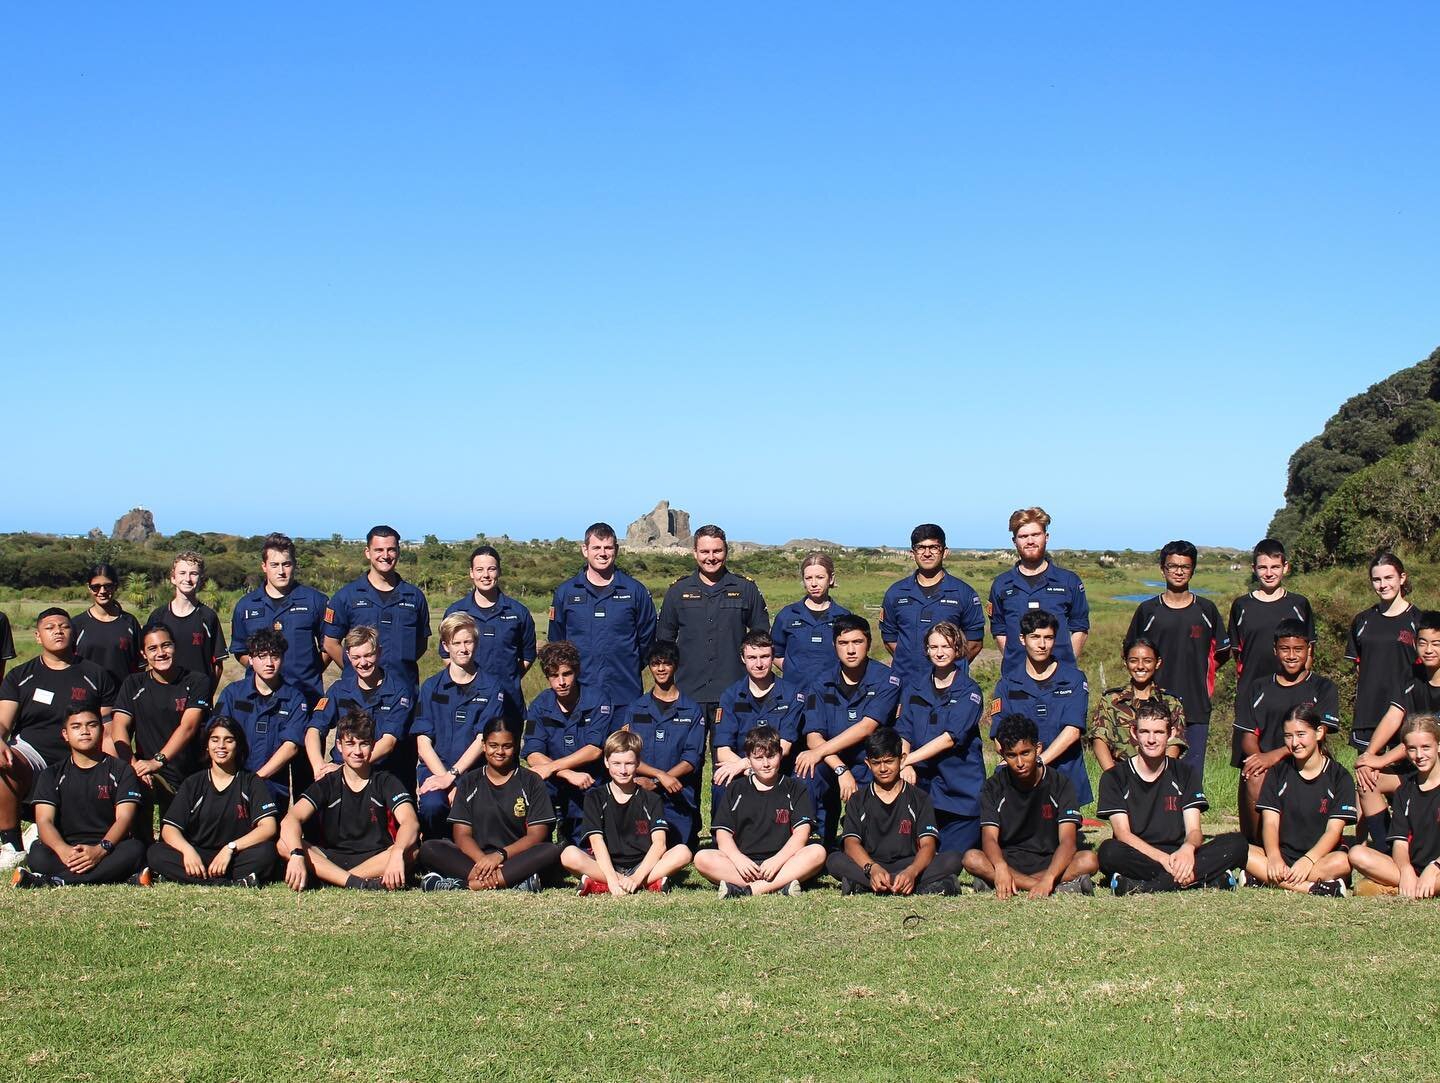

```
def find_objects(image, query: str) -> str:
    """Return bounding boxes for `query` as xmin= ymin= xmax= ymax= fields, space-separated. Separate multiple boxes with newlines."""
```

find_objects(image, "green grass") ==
xmin=3 ymin=881 xmax=1434 ymax=1082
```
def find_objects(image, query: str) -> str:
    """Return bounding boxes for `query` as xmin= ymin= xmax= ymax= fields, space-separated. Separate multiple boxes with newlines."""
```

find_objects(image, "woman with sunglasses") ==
xmin=70 ymin=563 xmax=144 ymax=688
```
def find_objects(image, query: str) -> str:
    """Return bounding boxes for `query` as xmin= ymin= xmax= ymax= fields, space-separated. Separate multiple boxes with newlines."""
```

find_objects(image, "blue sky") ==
xmin=4 ymin=5 xmax=1437 ymax=549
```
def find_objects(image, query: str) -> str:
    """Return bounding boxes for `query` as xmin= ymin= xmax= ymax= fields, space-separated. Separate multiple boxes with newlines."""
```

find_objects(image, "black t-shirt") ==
xmin=1255 ymin=757 xmax=1358 ymax=864
xmin=713 ymin=775 xmax=816 ymax=861
xmin=978 ymin=765 xmax=1082 ymax=866
xmin=0 ymin=610 xmax=14 ymax=663
xmin=580 ymin=783 xmax=668 ymax=867
xmin=448 ymin=766 xmax=556 ymax=850
xmin=1097 ymin=758 xmax=1207 ymax=851
xmin=1126 ymin=595 xmax=1228 ymax=723
xmin=30 ymin=754 xmax=144 ymax=844
xmin=0 ymin=657 xmax=118 ymax=766
xmin=162 ymin=768 xmax=279 ymax=849
xmin=1228 ymin=592 xmax=1315 ymax=696
xmin=70 ymin=609 xmax=143 ymax=687
xmin=113 ymin=668 xmax=213 ymax=788
xmin=300 ymin=769 xmax=414 ymax=858
xmin=1346 ymin=604 xmax=1418 ymax=736
xmin=1395 ymin=670 xmax=1440 ymax=723
xmin=840 ymin=782 xmax=940 ymax=865
xmin=1233 ymin=673 xmax=1342 ymax=753
xmin=1388 ymin=778 xmax=1440 ymax=873
xmin=148 ymin=603 xmax=228 ymax=682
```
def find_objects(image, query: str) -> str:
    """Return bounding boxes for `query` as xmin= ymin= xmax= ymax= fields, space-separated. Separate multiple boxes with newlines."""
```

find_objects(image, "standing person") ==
xmin=1125 ymin=540 xmax=1231 ymax=786
xmin=110 ymin=623 xmax=213 ymax=838
xmin=213 ymin=629 xmax=308 ymax=808
xmin=656 ymin=525 xmax=769 ymax=719
xmin=0 ymin=609 xmax=117 ymax=872
xmin=70 ymin=563 xmax=143 ymax=689
xmin=1090 ymin=636 xmax=1188 ymax=773
xmin=1347 ymin=552 xmax=1419 ymax=778
xmin=231 ymin=533 xmax=331 ymax=707
xmin=147 ymin=552 xmax=228 ymax=693
xmin=896 ymin=623 xmax=987 ymax=855
xmin=323 ymin=525 xmax=431 ymax=688
xmin=989 ymin=508 xmax=1090 ymax=672
xmin=770 ymin=552 xmax=851 ymax=694
xmin=146 ymin=716 xmax=281 ymax=887
xmin=548 ymin=523 xmax=657 ymax=706
xmin=880 ymin=524 xmax=985 ymax=688
xmin=989 ymin=610 xmax=1092 ymax=807
xmin=444 ymin=544 xmax=535 ymax=724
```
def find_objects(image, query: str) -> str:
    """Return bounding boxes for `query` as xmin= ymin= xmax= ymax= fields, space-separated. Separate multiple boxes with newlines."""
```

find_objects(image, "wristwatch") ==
xmin=99 ymin=839 xmax=114 ymax=854
xmin=863 ymin=862 xmax=874 ymax=875
xmin=289 ymin=848 xmax=305 ymax=859
xmin=153 ymin=751 xmax=168 ymax=766
xmin=835 ymin=765 xmax=851 ymax=776
xmin=227 ymin=842 xmax=239 ymax=853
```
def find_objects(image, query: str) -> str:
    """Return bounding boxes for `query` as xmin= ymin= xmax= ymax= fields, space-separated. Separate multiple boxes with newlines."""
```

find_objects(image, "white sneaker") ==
xmin=21 ymin=823 xmax=38 ymax=850
xmin=784 ymin=879 xmax=803 ymax=897
xmin=0 ymin=842 xmax=25 ymax=873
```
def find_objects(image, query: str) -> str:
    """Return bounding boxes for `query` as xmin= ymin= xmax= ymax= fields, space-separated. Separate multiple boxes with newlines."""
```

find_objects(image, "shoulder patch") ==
xmin=314 ymin=697 xmax=328 ymax=712
xmin=990 ymin=698 xmax=1002 ymax=716
xmin=323 ymin=607 xmax=335 ymax=624
xmin=547 ymin=606 xmax=555 ymax=621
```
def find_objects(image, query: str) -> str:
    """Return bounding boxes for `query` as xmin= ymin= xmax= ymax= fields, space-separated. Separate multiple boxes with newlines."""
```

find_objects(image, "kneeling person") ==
xmin=17 ymin=709 xmax=147 ymax=887
xmin=695 ymin=725 xmax=827 ymax=897
xmin=964 ymin=714 xmax=1099 ymax=898
xmin=561 ymin=729 xmax=693 ymax=895
xmin=278 ymin=709 xmax=419 ymax=891
xmin=826 ymin=728 xmax=962 ymax=896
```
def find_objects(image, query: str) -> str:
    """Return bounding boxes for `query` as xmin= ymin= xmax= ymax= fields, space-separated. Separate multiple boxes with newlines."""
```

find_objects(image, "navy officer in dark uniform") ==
xmin=880 ymin=524 xmax=985 ymax=688
xmin=231 ymin=532 xmax=331 ymax=707
xmin=323 ymin=525 xmax=431 ymax=687
xmin=656 ymin=524 xmax=769 ymax=719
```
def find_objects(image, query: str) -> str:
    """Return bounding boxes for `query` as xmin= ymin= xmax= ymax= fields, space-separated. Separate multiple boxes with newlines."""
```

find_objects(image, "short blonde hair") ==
xmin=342 ymin=625 xmax=380 ymax=653
xmin=1008 ymin=507 xmax=1051 ymax=536
xmin=604 ymin=729 xmax=643 ymax=758
xmin=439 ymin=612 xmax=478 ymax=646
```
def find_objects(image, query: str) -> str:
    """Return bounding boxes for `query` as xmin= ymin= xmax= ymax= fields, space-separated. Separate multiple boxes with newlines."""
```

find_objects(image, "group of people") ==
xmin=0 ymin=512 xmax=1436 ymax=901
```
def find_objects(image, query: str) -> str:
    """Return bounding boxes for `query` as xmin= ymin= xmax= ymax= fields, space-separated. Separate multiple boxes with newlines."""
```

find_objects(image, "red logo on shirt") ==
xmin=1189 ymin=625 xmax=1204 ymax=640
xmin=70 ymin=687 xmax=88 ymax=702
xmin=1164 ymin=796 xmax=1180 ymax=812
xmin=634 ymin=819 xmax=650 ymax=836
xmin=1041 ymin=805 xmax=1054 ymax=820
xmin=96 ymin=785 xmax=111 ymax=800
xmin=192 ymin=632 xmax=204 ymax=647
xmin=1319 ymin=798 xmax=1329 ymax=815
xmin=775 ymin=809 xmax=791 ymax=826
xmin=234 ymin=804 xmax=248 ymax=821
xmin=899 ymin=819 xmax=913 ymax=836
xmin=174 ymin=697 xmax=188 ymax=713
xmin=1400 ymin=630 xmax=1416 ymax=647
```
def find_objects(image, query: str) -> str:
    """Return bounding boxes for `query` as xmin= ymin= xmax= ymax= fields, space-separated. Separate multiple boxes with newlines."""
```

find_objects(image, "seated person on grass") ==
xmin=418 ymin=718 xmax=562 ymax=893
xmin=562 ymin=729 xmax=693 ymax=896
xmin=616 ymin=641 xmax=706 ymax=850
xmin=522 ymin=641 xmax=612 ymax=845
xmin=1349 ymin=715 xmax=1440 ymax=898
xmin=793 ymin=614 xmax=901 ymax=847
xmin=1097 ymin=704 xmax=1246 ymax=895
xmin=278 ymin=709 xmax=419 ymax=891
xmin=696 ymin=724 xmax=827 ymax=898
xmin=1243 ymin=703 xmax=1356 ymax=897
xmin=1090 ymin=635 xmax=1186 ymax=772
xmin=148 ymin=716 xmax=280 ymax=886
xmin=826 ymin=727 xmax=962 ymax=896
xmin=1234 ymin=618 xmax=1341 ymax=842
xmin=964 ymin=714 xmax=1099 ymax=898
xmin=712 ymin=631 xmax=807 ymax=819
xmin=15 ymin=708 xmax=147 ymax=887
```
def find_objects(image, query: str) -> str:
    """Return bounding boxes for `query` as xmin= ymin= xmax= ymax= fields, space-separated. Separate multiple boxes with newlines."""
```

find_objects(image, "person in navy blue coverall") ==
xmin=615 ymin=641 xmax=706 ymax=849
xmin=442 ymin=545 xmax=534 ymax=724
xmin=231 ymin=533 xmax=330 ymax=706
xmin=989 ymin=508 xmax=1089 ymax=673
xmin=770 ymin=551 xmax=851 ymax=695
xmin=522 ymin=641 xmax=613 ymax=845
xmin=881 ymin=525 xmax=985 ymax=688
xmin=323 ymin=525 xmax=431 ymax=688
xmin=713 ymin=631 xmax=808 ymax=820
xmin=214 ymin=629 xmax=309 ymax=808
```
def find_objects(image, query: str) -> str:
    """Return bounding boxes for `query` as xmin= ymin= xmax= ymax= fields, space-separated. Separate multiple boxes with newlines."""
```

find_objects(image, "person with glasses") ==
xmin=1125 ymin=540 xmax=1231 ymax=787
xmin=70 ymin=563 xmax=143 ymax=689
xmin=880 ymin=525 xmax=985 ymax=688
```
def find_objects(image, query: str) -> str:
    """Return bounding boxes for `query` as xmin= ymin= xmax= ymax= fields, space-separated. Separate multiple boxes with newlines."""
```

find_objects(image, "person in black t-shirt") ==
xmin=0 ymin=608 xmax=118 ymax=871
xmin=147 ymin=716 xmax=280 ymax=885
xmin=1125 ymin=540 xmax=1231 ymax=786
xmin=695 ymin=725 xmax=827 ymax=897
xmin=148 ymin=551 xmax=228 ymax=693
xmin=1097 ymin=710 xmax=1246 ymax=894
xmin=1235 ymin=619 xmax=1342 ymax=842
xmin=1244 ymin=704 xmax=1356 ymax=896
xmin=277 ymin=709 xmax=418 ymax=891
xmin=826 ymin=728 xmax=962 ymax=896
xmin=1349 ymin=715 xmax=1440 ymax=898
xmin=70 ymin=562 xmax=144 ymax=690
xmin=561 ymin=729 xmax=693 ymax=895
xmin=1346 ymin=551 xmax=1418 ymax=760
xmin=14 ymin=709 xmax=147 ymax=887
xmin=418 ymin=718 xmax=562 ymax=892
xmin=964 ymin=714 xmax=1099 ymax=897
xmin=111 ymin=623 xmax=213 ymax=837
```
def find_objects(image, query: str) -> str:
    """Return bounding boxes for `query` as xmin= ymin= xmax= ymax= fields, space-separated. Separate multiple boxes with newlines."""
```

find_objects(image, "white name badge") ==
xmin=1028 ymin=601 xmax=1040 ymax=609
xmin=33 ymin=688 xmax=55 ymax=706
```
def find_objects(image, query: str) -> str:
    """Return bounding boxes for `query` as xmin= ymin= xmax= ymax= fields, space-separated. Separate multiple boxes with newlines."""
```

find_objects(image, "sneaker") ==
xmin=11 ymin=867 xmax=46 ymax=889
xmin=968 ymin=877 xmax=993 ymax=894
xmin=21 ymin=823 xmax=39 ymax=850
xmin=718 ymin=880 xmax=752 ymax=899
xmin=577 ymin=874 xmax=609 ymax=897
xmin=1354 ymin=878 xmax=1398 ymax=897
xmin=1204 ymin=871 xmax=1238 ymax=891
xmin=646 ymin=876 xmax=668 ymax=893
xmin=234 ymin=872 xmax=260 ymax=889
xmin=916 ymin=875 xmax=960 ymax=896
xmin=840 ymin=877 xmax=857 ymax=897
xmin=508 ymin=873 xmax=541 ymax=893
xmin=1309 ymin=878 xmax=1348 ymax=898
xmin=349 ymin=876 xmax=386 ymax=891
xmin=1055 ymin=874 xmax=1095 ymax=896
xmin=127 ymin=868 xmax=153 ymax=887
xmin=0 ymin=842 xmax=25 ymax=874
xmin=1109 ymin=872 xmax=1141 ymax=896
xmin=421 ymin=872 xmax=465 ymax=893
xmin=783 ymin=879 xmax=803 ymax=897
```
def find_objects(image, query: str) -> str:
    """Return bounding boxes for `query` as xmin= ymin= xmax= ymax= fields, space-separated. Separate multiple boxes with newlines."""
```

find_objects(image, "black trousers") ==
xmin=419 ymin=839 xmax=561 ymax=886
xmin=826 ymin=850 xmax=964 ymax=891
xmin=27 ymin=839 xmax=145 ymax=884
xmin=1098 ymin=833 xmax=1247 ymax=890
xmin=147 ymin=841 xmax=278 ymax=884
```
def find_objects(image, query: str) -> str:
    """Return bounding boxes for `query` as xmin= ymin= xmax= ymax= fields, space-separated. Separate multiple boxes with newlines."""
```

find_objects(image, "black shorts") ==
xmin=321 ymin=847 xmax=388 ymax=871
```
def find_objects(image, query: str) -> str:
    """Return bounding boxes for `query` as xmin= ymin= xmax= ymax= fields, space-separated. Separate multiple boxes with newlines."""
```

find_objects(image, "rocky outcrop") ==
xmin=625 ymin=501 xmax=691 ymax=548
xmin=112 ymin=507 xmax=156 ymax=544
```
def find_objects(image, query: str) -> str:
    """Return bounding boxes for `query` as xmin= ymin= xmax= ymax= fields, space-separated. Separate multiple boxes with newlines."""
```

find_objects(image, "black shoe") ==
xmin=1109 ymin=873 xmax=1143 ymax=896
xmin=718 ymin=881 xmax=752 ymax=899
xmin=11 ymin=868 xmax=46 ymax=889
xmin=1309 ymin=878 xmax=1348 ymax=898
xmin=916 ymin=875 xmax=959 ymax=896
xmin=840 ymin=878 xmax=856 ymax=897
